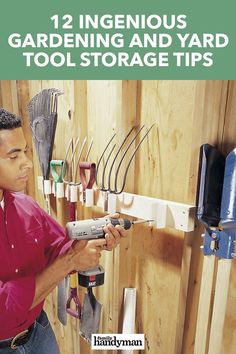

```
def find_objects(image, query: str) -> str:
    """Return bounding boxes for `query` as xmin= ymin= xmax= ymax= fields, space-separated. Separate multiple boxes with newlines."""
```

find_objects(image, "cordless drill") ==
xmin=66 ymin=217 xmax=152 ymax=287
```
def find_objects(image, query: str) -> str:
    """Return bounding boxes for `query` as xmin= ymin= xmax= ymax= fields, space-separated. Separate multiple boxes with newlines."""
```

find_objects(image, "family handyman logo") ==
xmin=91 ymin=334 xmax=145 ymax=350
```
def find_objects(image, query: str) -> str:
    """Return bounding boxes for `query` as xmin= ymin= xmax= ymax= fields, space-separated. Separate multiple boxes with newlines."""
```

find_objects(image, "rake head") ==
xmin=28 ymin=88 xmax=63 ymax=180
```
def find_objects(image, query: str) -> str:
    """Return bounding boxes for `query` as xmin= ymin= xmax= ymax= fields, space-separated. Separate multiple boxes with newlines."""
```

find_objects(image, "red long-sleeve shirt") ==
xmin=0 ymin=190 xmax=72 ymax=340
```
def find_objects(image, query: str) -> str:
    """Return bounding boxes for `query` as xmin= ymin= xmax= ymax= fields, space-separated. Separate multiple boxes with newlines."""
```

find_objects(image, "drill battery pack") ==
xmin=78 ymin=265 xmax=105 ymax=288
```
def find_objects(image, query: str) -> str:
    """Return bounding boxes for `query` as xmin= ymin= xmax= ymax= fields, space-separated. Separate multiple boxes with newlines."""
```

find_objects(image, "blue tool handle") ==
xmin=220 ymin=148 xmax=236 ymax=223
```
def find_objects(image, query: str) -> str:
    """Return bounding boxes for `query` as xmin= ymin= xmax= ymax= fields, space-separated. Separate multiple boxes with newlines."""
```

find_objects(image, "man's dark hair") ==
xmin=0 ymin=108 xmax=22 ymax=130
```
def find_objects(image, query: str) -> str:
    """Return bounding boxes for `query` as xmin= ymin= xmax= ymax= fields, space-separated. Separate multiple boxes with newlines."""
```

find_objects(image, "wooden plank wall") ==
xmin=0 ymin=80 xmax=236 ymax=354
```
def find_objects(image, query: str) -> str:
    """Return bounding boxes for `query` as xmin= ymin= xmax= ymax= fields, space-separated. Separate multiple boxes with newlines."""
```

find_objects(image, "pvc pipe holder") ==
xmin=70 ymin=185 xmax=78 ymax=203
xmin=94 ymin=190 xmax=195 ymax=232
xmin=43 ymin=179 xmax=51 ymax=195
xmin=56 ymin=182 xmax=64 ymax=198
xmin=85 ymin=189 xmax=94 ymax=207
xmin=122 ymin=288 xmax=137 ymax=334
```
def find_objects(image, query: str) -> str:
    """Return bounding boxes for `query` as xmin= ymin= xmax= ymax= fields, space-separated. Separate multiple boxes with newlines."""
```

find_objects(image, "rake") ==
xmin=28 ymin=88 xmax=63 ymax=213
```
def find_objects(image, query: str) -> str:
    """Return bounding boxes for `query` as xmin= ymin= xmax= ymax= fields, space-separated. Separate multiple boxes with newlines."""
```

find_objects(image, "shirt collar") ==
xmin=3 ymin=190 xmax=15 ymax=206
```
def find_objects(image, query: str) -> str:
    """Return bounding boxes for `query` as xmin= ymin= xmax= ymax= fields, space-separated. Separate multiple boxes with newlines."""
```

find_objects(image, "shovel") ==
xmin=56 ymin=138 xmax=91 ymax=325
xmin=79 ymin=287 xmax=102 ymax=344
xmin=194 ymin=143 xmax=225 ymax=353
xmin=78 ymin=161 xmax=102 ymax=343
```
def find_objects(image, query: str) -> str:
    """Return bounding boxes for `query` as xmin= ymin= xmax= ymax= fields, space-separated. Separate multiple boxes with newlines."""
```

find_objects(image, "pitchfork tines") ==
xmin=96 ymin=124 xmax=155 ymax=194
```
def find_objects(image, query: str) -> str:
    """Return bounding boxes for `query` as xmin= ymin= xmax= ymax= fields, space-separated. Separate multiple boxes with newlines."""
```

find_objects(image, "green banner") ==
xmin=0 ymin=0 xmax=235 ymax=79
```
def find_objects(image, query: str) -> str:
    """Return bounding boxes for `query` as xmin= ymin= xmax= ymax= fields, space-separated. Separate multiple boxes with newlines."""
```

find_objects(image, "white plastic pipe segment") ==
xmin=85 ymin=189 xmax=94 ymax=207
xmin=122 ymin=288 xmax=137 ymax=334
xmin=122 ymin=288 xmax=137 ymax=354
xmin=108 ymin=193 xmax=117 ymax=214
xmin=56 ymin=182 xmax=64 ymax=198
xmin=43 ymin=179 xmax=51 ymax=195
xmin=70 ymin=184 xmax=78 ymax=203
xmin=37 ymin=176 xmax=44 ymax=192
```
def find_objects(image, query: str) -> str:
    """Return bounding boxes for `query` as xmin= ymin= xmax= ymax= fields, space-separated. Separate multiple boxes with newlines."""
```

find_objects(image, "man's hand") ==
xmin=103 ymin=213 xmax=128 ymax=251
xmin=31 ymin=238 xmax=106 ymax=309
xmin=68 ymin=213 xmax=128 ymax=271
xmin=68 ymin=238 xmax=107 ymax=271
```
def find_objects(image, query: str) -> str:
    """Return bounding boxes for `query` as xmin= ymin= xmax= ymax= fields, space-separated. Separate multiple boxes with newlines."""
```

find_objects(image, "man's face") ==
xmin=0 ymin=127 xmax=33 ymax=193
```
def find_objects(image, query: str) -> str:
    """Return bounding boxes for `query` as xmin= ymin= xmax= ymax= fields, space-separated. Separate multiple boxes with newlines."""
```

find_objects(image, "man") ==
xmin=0 ymin=108 xmax=127 ymax=353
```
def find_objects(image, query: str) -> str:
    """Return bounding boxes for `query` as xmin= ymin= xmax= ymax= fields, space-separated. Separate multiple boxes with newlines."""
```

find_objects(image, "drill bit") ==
xmin=132 ymin=219 xmax=154 ymax=225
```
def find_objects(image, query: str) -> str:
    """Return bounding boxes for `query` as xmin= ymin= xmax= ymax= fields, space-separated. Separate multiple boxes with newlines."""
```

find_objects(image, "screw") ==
xmin=201 ymin=234 xmax=205 ymax=238
xmin=231 ymin=253 xmax=236 ymax=259
xmin=68 ymin=110 xmax=72 ymax=120
xmin=200 ymin=245 xmax=204 ymax=250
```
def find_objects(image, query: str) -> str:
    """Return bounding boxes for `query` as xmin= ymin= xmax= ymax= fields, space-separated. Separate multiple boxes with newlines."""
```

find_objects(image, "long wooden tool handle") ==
xmin=57 ymin=197 xmax=65 ymax=227
xmin=208 ymin=259 xmax=232 ymax=354
xmin=194 ymin=255 xmax=216 ymax=354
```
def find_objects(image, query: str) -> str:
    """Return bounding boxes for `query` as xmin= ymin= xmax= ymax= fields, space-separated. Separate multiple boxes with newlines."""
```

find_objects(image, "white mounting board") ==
xmin=94 ymin=190 xmax=195 ymax=232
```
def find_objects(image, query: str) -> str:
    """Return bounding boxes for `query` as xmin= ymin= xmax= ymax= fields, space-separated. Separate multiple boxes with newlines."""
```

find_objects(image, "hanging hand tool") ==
xmin=50 ymin=160 xmax=69 ymax=326
xmin=79 ymin=161 xmax=96 ymax=206
xmin=79 ymin=281 xmax=103 ymax=343
xmin=65 ymin=139 xmax=103 ymax=340
xmin=64 ymin=138 xmax=84 ymax=323
xmin=50 ymin=160 xmax=65 ymax=223
xmin=79 ymin=159 xmax=107 ymax=343
xmin=63 ymin=137 xmax=82 ymax=221
xmin=58 ymin=137 xmax=93 ymax=324
xmin=194 ymin=144 xmax=225 ymax=354
xmin=78 ymin=266 xmax=105 ymax=342
xmin=207 ymin=147 xmax=236 ymax=354
xmin=28 ymin=88 xmax=63 ymax=214
xmin=66 ymin=270 xmax=82 ymax=318
xmin=56 ymin=138 xmax=82 ymax=325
